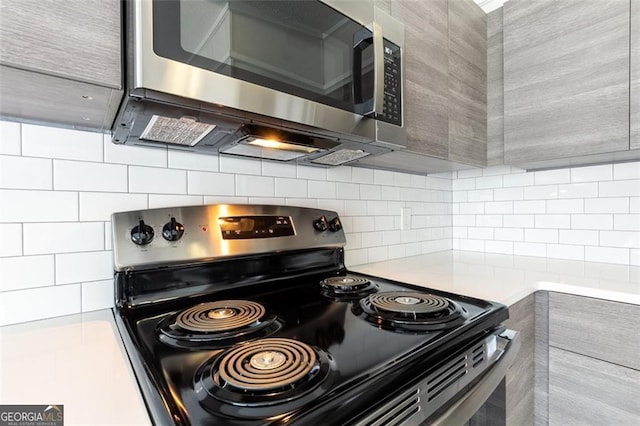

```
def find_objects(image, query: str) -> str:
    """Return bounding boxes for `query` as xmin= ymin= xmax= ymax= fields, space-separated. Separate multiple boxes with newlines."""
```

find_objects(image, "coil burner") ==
xmin=320 ymin=275 xmax=378 ymax=299
xmin=158 ymin=300 xmax=281 ymax=348
xmin=356 ymin=292 xmax=467 ymax=332
xmin=195 ymin=338 xmax=336 ymax=418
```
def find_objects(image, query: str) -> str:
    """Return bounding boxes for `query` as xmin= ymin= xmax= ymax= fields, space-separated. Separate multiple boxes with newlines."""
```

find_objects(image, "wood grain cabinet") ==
xmin=0 ymin=0 xmax=123 ymax=131
xmin=632 ymin=0 xmax=640 ymax=150
xmin=390 ymin=0 xmax=487 ymax=167
xmin=502 ymin=0 xmax=638 ymax=169
xmin=545 ymin=293 xmax=640 ymax=424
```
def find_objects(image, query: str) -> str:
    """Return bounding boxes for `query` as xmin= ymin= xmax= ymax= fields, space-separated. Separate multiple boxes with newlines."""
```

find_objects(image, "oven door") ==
xmin=129 ymin=0 xmax=405 ymax=147
xmin=353 ymin=329 xmax=521 ymax=426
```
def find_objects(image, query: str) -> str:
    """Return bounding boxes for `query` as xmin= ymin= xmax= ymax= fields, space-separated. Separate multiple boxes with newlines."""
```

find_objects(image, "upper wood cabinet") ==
xmin=503 ymin=0 xmax=634 ymax=169
xmin=632 ymin=0 xmax=640 ymax=150
xmin=390 ymin=0 xmax=486 ymax=168
xmin=0 ymin=0 xmax=122 ymax=130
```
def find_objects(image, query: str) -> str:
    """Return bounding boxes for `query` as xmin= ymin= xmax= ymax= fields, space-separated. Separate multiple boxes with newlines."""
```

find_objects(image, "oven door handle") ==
xmin=430 ymin=329 xmax=521 ymax=426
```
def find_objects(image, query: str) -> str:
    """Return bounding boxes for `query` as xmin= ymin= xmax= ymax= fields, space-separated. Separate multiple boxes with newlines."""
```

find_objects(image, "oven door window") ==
xmin=153 ymin=0 xmax=374 ymax=116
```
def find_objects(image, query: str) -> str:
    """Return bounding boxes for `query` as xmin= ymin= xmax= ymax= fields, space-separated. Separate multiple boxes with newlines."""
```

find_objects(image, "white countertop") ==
xmin=0 ymin=309 xmax=151 ymax=426
xmin=1 ymin=250 xmax=638 ymax=426
xmin=352 ymin=251 xmax=640 ymax=306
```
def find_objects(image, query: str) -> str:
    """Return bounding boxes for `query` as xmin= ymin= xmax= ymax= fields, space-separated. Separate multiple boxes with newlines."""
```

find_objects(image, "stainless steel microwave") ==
xmin=112 ymin=0 xmax=405 ymax=166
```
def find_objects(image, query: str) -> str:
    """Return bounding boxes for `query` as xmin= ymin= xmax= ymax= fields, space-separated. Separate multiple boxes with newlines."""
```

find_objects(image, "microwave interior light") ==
xmin=246 ymin=138 xmax=320 ymax=154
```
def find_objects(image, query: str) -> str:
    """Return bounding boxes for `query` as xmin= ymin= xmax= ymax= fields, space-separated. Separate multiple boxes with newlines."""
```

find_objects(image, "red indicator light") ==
xmin=202 ymin=226 xmax=207 ymax=232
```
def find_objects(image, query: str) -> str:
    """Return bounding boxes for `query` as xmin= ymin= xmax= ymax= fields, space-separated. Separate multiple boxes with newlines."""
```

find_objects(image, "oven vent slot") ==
xmin=357 ymin=388 xmax=420 ymax=426
xmin=472 ymin=342 xmax=487 ymax=368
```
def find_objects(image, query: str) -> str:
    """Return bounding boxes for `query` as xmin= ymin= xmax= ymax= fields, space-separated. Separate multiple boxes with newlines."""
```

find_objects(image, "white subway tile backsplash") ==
xmin=0 ymin=190 xmax=78 ymax=222
xmin=631 ymin=197 xmax=640 ymax=213
xmin=452 ymin=215 xmax=476 ymax=226
xmin=503 ymin=172 xmax=534 ymax=187
xmin=220 ymin=155 xmax=261 ymax=175
xmin=514 ymin=242 xmax=546 ymax=257
xmin=361 ymin=232 xmax=383 ymax=248
xmin=55 ymin=251 xmax=113 ymax=285
xmin=297 ymin=165 xmax=326 ymax=181
xmin=148 ymin=194 xmax=203 ymax=209
xmin=547 ymin=244 xmax=584 ymax=261
xmin=81 ymin=279 xmax=114 ymax=312
xmin=452 ymin=178 xmax=476 ymax=191
xmin=504 ymin=214 xmax=534 ymax=228
xmin=599 ymin=180 xmax=640 ymax=197
xmin=425 ymin=177 xmax=452 ymax=191
xmin=524 ymin=185 xmax=558 ymax=200
xmin=105 ymin=223 xmax=112 ymax=250
xmin=360 ymin=184 xmax=382 ymax=200
xmin=485 ymin=240 xmax=513 ymax=255
xmin=600 ymin=231 xmax=640 ymax=249
xmin=130 ymin=166 xmax=187 ymax=194
xmin=188 ymin=171 xmax=235 ymax=196
xmin=381 ymin=186 xmax=403 ymax=201
xmin=0 ymin=224 xmax=22 ymax=256
xmin=0 ymin=156 xmax=52 ymax=190
xmin=458 ymin=239 xmax=485 ymax=252
xmin=275 ymin=178 xmax=307 ymax=198
xmin=482 ymin=165 xmax=513 ymax=176
xmin=168 ymin=150 xmax=219 ymax=172
xmin=105 ymin=139 xmax=167 ymax=167
xmin=308 ymin=181 xmax=336 ymax=199
xmin=0 ymin=284 xmax=81 ymax=326
xmin=495 ymin=228 xmax=524 ymax=241
xmin=535 ymin=214 xmax=571 ymax=229
xmin=585 ymin=246 xmax=629 ymax=265
xmin=367 ymin=246 xmax=389 ymax=263
xmin=351 ymin=167 xmax=374 ymax=184
xmin=23 ymin=223 xmax=104 ymax=255
xmin=559 ymin=230 xmax=598 ymax=246
xmin=22 ymin=124 xmax=103 ymax=161
xmin=613 ymin=162 xmax=640 ymax=180
xmin=468 ymin=227 xmax=494 ymax=240
xmin=613 ymin=214 xmax=640 ymax=231
xmin=0 ymin=121 xmax=21 ymax=155
xmin=570 ymin=164 xmax=612 ymax=182
xmin=351 ymin=216 xmax=375 ymax=232
xmin=456 ymin=168 xmax=483 ymax=179
xmin=459 ymin=202 xmax=484 ymax=214
xmin=80 ymin=192 xmax=148 ymax=221
xmin=485 ymin=201 xmax=513 ymax=214
xmin=382 ymin=230 xmax=401 ymax=245
xmin=468 ymin=189 xmax=493 ymax=202
xmin=585 ymin=198 xmax=629 ymax=214
xmin=410 ymin=174 xmax=427 ymax=189
xmin=571 ymin=214 xmax=613 ymax=230
xmin=525 ymin=228 xmax=558 ymax=244
xmin=534 ymin=169 xmax=570 ymax=185
xmin=54 ymin=160 xmax=127 ymax=192
xmin=476 ymin=215 xmax=503 ymax=227
xmin=326 ymin=166 xmax=352 ymax=183
xmin=494 ymin=187 xmax=524 ymax=201
xmin=452 ymin=191 xmax=468 ymax=203
xmin=374 ymin=169 xmax=394 ymax=185
xmin=475 ymin=175 xmax=503 ymax=189
xmin=345 ymin=248 xmax=369 ymax=267
xmin=318 ymin=200 xmax=344 ymax=215
xmin=547 ymin=199 xmax=584 ymax=214
xmin=631 ymin=249 xmax=640 ymax=266
xmin=237 ymin=175 xmax=275 ymax=197
xmin=558 ymin=183 xmax=598 ymax=199
xmin=284 ymin=198 xmax=316 ymax=208
xmin=336 ymin=183 xmax=360 ymax=200
xmin=0 ymin=255 xmax=54 ymax=291
xmin=366 ymin=201 xmax=388 ymax=216
xmin=343 ymin=200 xmax=367 ymax=216
xmin=394 ymin=172 xmax=412 ymax=188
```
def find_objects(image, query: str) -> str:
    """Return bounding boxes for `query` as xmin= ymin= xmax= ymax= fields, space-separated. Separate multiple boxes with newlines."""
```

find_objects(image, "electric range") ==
xmin=111 ymin=204 xmax=519 ymax=425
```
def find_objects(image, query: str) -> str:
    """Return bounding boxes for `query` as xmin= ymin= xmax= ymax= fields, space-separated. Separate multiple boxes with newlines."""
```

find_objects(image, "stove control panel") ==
xmin=112 ymin=204 xmax=346 ymax=271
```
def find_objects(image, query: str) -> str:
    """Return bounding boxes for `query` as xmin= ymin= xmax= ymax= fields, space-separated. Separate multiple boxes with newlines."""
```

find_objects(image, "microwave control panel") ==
xmin=381 ymin=39 xmax=402 ymax=127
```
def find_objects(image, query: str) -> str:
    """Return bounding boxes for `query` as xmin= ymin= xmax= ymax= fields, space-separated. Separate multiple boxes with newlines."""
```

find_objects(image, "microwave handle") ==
xmin=353 ymin=23 xmax=384 ymax=117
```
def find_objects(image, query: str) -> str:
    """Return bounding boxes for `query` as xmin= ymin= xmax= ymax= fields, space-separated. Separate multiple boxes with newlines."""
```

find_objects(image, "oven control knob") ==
xmin=162 ymin=217 xmax=184 ymax=241
xmin=329 ymin=217 xmax=342 ymax=232
xmin=313 ymin=216 xmax=329 ymax=232
xmin=131 ymin=220 xmax=154 ymax=245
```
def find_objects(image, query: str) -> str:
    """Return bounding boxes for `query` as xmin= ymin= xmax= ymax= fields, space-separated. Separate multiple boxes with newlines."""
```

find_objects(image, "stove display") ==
xmin=111 ymin=204 xmax=518 ymax=426
xmin=319 ymin=275 xmax=378 ymax=299
xmin=158 ymin=300 xmax=281 ymax=349
xmin=357 ymin=291 xmax=467 ymax=332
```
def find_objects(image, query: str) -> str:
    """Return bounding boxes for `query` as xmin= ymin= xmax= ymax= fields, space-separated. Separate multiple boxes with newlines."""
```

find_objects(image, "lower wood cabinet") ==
xmin=549 ymin=347 xmax=640 ymax=424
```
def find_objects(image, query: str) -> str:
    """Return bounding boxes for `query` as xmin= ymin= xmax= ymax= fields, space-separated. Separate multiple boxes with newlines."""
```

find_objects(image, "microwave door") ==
xmin=352 ymin=22 xmax=384 ymax=119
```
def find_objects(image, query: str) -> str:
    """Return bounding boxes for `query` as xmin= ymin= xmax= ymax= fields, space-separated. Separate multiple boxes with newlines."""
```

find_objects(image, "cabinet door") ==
xmin=549 ymin=347 xmax=640 ymax=425
xmin=503 ymin=0 xmax=629 ymax=165
xmin=447 ymin=0 xmax=487 ymax=166
xmin=487 ymin=8 xmax=504 ymax=166
xmin=0 ymin=0 xmax=121 ymax=89
xmin=632 ymin=0 xmax=640 ymax=150
xmin=391 ymin=0 xmax=449 ymax=159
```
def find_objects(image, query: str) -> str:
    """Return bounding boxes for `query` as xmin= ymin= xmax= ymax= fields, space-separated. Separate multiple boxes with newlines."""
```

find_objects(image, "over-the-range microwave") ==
xmin=112 ymin=0 xmax=405 ymax=166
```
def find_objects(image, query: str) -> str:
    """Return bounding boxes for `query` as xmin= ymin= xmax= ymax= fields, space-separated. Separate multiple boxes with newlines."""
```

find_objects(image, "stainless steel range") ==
xmin=111 ymin=204 xmax=519 ymax=425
